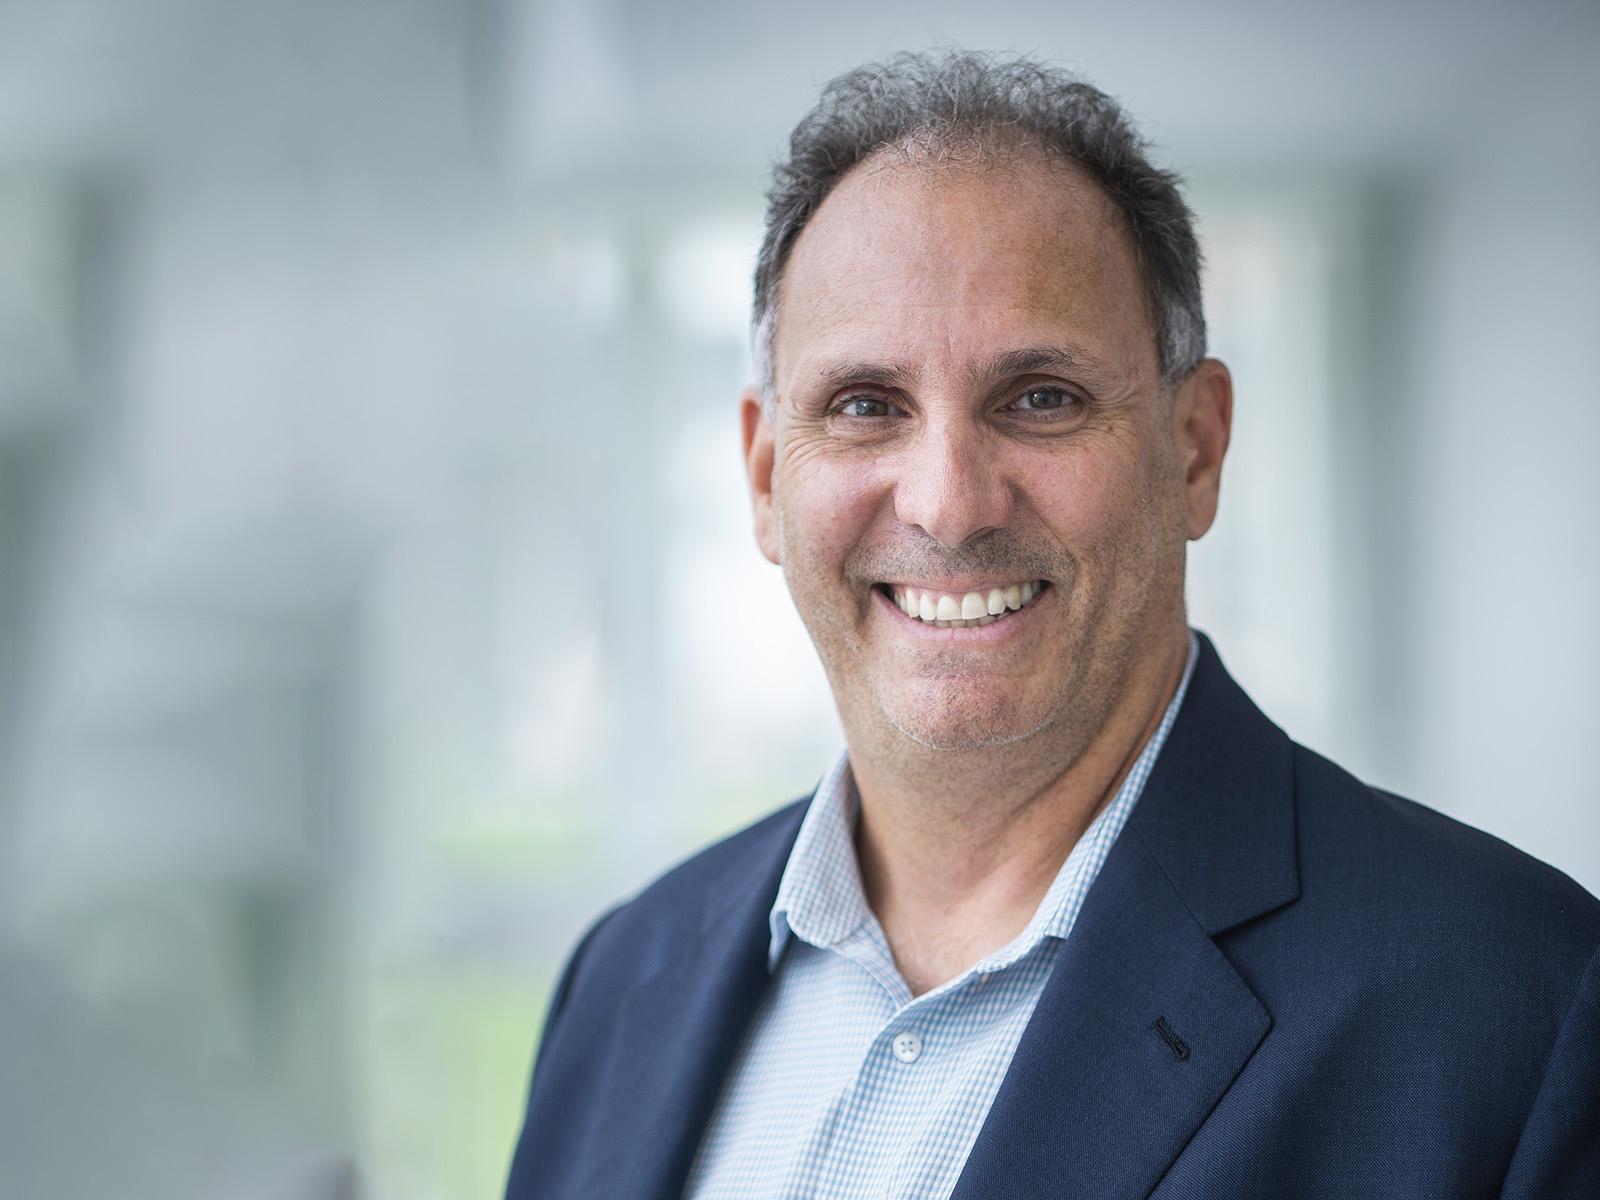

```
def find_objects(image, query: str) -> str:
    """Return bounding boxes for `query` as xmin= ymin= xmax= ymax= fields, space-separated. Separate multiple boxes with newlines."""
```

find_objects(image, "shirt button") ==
xmin=891 ymin=1031 xmax=923 ymax=1063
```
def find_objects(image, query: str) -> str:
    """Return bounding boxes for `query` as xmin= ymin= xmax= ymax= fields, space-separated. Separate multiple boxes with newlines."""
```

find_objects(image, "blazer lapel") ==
xmin=952 ymin=633 xmax=1301 ymax=1200
xmin=578 ymin=803 xmax=806 ymax=1200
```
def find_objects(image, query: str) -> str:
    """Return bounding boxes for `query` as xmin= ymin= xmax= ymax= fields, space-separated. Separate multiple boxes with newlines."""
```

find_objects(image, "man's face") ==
xmin=743 ymin=149 xmax=1230 ymax=756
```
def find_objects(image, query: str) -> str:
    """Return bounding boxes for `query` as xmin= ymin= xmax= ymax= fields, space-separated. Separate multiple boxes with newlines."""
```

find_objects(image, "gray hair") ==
xmin=751 ymin=51 xmax=1206 ymax=405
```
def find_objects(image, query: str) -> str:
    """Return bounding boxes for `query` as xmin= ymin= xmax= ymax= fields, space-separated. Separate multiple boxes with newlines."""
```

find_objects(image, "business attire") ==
xmin=505 ymin=632 xmax=1600 ymax=1199
xmin=680 ymin=634 xmax=1199 ymax=1198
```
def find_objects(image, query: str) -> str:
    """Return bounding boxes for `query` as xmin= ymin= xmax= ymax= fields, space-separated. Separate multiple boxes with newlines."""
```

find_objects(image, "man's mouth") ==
xmin=877 ymin=580 xmax=1050 ymax=629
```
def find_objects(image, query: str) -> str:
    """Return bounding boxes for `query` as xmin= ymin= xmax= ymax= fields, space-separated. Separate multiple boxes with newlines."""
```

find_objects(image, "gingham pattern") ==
xmin=683 ymin=633 xmax=1200 ymax=1200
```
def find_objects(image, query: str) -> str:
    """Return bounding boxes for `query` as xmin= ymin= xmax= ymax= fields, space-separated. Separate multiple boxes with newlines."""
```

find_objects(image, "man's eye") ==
xmin=1012 ymin=386 xmax=1076 ymax=412
xmin=836 ymin=396 xmax=894 ymax=418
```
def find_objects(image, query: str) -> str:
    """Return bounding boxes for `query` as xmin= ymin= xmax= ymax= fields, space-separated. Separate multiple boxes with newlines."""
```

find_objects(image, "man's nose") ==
xmin=892 ymin=418 xmax=1014 ymax=548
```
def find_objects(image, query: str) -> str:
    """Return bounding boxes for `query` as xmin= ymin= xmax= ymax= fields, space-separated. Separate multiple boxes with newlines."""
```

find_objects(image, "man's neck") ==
xmin=847 ymin=627 xmax=1192 ymax=997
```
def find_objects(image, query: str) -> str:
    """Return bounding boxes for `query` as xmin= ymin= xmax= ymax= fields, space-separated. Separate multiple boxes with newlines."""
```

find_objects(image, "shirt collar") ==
xmin=768 ymin=630 xmax=1201 ymax=974
xmin=767 ymin=749 xmax=871 ymax=970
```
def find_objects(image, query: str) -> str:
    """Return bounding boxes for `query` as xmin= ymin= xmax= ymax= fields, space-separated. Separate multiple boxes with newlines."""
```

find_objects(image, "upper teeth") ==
xmin=889 ymin=582 xmax=1042 ymax=627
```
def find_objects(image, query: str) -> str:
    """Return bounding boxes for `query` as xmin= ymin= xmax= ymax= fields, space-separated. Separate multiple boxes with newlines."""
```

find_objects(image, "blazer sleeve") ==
xmin=531 ymin=908 xmax=618 ymax=1076
xmin=503 ymin=906 xmax=620 ymax=1199
xmin=1498 ymin=941 xmax=1600 ymax=1199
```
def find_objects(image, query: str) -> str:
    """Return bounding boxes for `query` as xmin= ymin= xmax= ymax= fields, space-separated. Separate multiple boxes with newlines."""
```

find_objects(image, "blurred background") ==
xmin=1 ymin=1 xmax=1597 ymax=1196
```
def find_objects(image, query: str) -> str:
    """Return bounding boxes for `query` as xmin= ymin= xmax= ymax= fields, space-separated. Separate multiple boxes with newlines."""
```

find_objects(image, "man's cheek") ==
xmin=1016 ymin=457 xmax=1130 ymax=545
xmin=782 ymin=460 xmax=882 ymax=545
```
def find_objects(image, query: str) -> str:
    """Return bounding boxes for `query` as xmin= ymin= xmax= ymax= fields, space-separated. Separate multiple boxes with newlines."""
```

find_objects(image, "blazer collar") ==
xmin=1126 ymin=629 xmax=1301 ymax=935
xmin=579 ymin=800 xmax=806 ymax=1200
xmin=950 ymin=630 xmax=1301 ymax=1198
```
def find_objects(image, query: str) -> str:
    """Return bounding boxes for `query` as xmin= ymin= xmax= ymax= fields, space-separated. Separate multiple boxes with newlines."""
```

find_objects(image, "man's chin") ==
xmin=884 ymin=717 xmax=1032 ymax=752
xmin=874 ymin=684 xmax=1050 ymax=752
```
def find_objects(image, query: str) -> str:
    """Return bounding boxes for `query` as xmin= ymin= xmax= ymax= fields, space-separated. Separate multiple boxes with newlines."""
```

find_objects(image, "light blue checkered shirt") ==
xmin=683 ymin=633 xmax=1199 ymax=1199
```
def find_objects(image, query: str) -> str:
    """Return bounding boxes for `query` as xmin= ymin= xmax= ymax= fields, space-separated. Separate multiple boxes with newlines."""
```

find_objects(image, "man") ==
xmin=506 ymin=52 xmax=1599 ymax=1199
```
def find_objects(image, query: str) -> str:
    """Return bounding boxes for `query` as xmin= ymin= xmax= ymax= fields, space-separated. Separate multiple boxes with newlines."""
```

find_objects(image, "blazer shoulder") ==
xmin=1291 ymin=742 xmax=1600 ymax=961
xmin=628 ymin=795 xmax=810 ymax=911
xmin=571 ymin=795 xmax=810 ymax=982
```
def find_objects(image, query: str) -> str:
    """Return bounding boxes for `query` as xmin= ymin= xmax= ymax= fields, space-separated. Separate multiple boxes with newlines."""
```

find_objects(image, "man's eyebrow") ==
xmin=971 ymin=344 xmax=1103 ymax=384
xmin=805 ymin=344 xmax=1104 ymax=395
xmin=813 ymin=360 xmax=919 ymax=393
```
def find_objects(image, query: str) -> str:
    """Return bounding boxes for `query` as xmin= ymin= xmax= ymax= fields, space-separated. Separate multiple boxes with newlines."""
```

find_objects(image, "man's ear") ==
xmin=741 ymin=388 xmax=781 ymax=564
xmin=1174 ymin=358 xmax=1233 ymax=541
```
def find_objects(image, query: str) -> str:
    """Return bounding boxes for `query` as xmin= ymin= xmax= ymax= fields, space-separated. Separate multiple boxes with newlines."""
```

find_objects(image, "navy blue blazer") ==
xmin=506 ymin=635 xmax=1600 ymax=1199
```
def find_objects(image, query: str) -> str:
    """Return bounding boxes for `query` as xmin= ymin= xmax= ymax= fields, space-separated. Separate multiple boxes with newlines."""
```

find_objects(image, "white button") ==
xmin=891 ymin=1031 xmax=923 ymax=1063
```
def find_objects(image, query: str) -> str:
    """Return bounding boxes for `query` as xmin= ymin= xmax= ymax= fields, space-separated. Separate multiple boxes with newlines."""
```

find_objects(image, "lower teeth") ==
xmin=929 ymin=613 xmax=1004 ymax=628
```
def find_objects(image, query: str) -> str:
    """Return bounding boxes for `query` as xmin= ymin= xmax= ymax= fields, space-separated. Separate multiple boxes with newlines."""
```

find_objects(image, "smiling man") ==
xmin=505 ymin=52 xmax=1600 ymax=1200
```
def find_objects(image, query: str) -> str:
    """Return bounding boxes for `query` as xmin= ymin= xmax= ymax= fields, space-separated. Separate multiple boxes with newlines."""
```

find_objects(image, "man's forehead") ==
xmin=770 ymin=157 xmax=1155 ymax=395
xmin=785 ymin=158 xmax=1127 ymax=283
